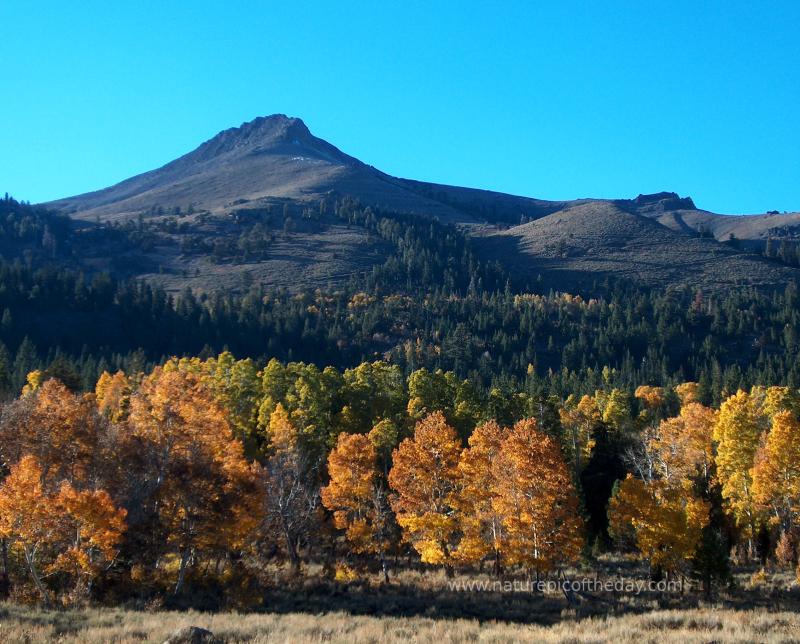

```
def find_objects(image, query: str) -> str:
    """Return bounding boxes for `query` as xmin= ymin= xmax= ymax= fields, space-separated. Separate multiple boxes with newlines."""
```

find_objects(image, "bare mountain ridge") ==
xmin=49 ymin=115 xmax=367 ymax=220
xmin=45 ymin=115 xmax=600 ymax=226
xmin=647 ymin=208 xmax=800 ymax=247
xmin=44 ymin=115 xmax=800 ymax=291
xmin=50 ymin=115 xmax=514 ymax=225
xmin=476 ymin=201 xmax=798 ymax=291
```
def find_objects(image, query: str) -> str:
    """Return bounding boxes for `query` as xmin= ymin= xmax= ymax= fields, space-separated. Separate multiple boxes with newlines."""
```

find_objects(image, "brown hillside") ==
xmin=475 ymin=202 xmax=799 ymax=290
xmin=42 ymin=115 xmax=800 ymax=293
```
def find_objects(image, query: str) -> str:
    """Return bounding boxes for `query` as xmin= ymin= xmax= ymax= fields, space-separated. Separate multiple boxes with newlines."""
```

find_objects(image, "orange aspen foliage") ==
xmin=652 ymin=402 xmax=717 ymax=487
xmin=321 ymin=432 xmax=393 ymax=580
xmin=0 ymin=455 xmax=127 ymax=602
xmin=608 ymin=474 xmax=709 ymax=574
xmin=51 ymin=483 xmax=127 ymax=585
xmin=635 ymin=385 xmax=665 ymax=411
xmin=127 ymin=367 xmax=262 ymax=594
xmin=0 ymin=378 xmax=103 ymax=487
xmin=635 ymin=386 xmax=666 ymax=432
xmin=388 ymin=412 xmax=462 ymax=567
xmin=675 ymin=382 xmax=701 ymax=406
xmin=322 ymin=433 xmax=377 ymax=548
xmin=491 ymin=418 xmax=584 ymax=573
xmin=452 ymin=420 xmax=505 ymax=568
xmin=0 ymin=455 xmax=59 ymax=604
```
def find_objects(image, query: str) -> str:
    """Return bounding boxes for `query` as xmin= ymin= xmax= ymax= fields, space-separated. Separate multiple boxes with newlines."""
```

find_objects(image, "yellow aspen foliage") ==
xmin=201 ymin=352 xmax=261 ymax=441
xmin=652 ymin=402 xmax=716 ymax=487
xmin=608 ymin=475 xmax=709 ymax=574
xmin=757 ymin=386 xmax=800 ymax=420
xmin=267 ymin=403 xmax=299 ymax=452
xmin=21 ymin=370 xmax=44 ymax=395
xmin=491 ymin=418 xmax=584 ymax=573
xmin=341 ymin=361 xmax=406 ymax=430
xmin=452 ymin=420 xmax=505 ymax=566
xmin=559 ymin=395 xmax=600 ymax=479
xmin=335 ymin=405 xmax=360 ymax=435
xmin=95 ymin=370 xmax=131 ymax=422
xmin=388 ymin=412 xmax=461 ymax=567
xmin=368 ymin=418 xmax=399 ymax=455
xmin=256 ymin=360 xmax=342 ymax=458
xmin=713 ymin=390 xmax=767 ymax=537
xmin=600 ymin=388 xmax=632 ymax=433
xmin=258 ymin=401 xmax=320 ymax=573
xmin=368 ymin=418 xmax=399 ymax=474
xmin=752 ymin=411 xmax=800 ymax=533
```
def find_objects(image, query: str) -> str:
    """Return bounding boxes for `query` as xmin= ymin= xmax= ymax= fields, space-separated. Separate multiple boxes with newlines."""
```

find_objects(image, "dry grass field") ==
xmin=1 ymin=603 xmax=799 ymax=643
xmin=2 ymin=562 xmax=799 ymax=643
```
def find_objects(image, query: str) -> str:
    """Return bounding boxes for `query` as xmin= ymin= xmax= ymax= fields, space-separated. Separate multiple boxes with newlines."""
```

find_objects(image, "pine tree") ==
xmin=690 ymin=526 xmax=730 ymax=598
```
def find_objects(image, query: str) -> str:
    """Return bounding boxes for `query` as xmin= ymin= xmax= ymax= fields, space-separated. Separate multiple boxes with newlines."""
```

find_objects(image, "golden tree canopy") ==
xmin=388 ymin=412 xmax=461 ymax=566
xmin=752 ymin=410 xmax=800 ymax=532
xmin=608 ymin=474 xmax=709 ymax=573
xmin=491 ymin=418 xmax=584 ymax=572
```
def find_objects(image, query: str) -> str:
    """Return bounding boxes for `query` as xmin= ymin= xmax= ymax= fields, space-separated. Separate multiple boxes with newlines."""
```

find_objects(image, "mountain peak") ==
xmin=44 ymin=113 xmax=369 ymax=218
xmin=632 ymin=191 xmax=696 ymax=211
xmin=236 ymin=114 xmax=311 ymax=141
xmin=188 ymin=114 xmax=314 ymax=162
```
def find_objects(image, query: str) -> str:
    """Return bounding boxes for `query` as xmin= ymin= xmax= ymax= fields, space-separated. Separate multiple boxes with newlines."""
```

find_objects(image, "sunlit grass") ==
xmin=1 ymin=603 xmax=799 ymax=643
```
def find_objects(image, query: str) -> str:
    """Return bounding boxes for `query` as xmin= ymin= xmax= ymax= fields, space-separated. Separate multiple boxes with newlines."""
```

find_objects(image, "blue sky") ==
xmin=2 ymin=1 xmax=798 ymax=214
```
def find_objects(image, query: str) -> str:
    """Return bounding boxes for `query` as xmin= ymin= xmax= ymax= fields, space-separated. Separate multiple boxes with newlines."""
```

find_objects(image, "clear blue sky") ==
xmin=2 ymin=1 xmax=798 ymax=214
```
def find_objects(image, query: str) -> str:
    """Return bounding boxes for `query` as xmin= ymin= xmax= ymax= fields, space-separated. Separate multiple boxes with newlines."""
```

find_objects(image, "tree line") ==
xmin=3 ymin=194 xmax=800 ymax=407
xmin=3 ymin=258 xmax=800 ymax=404
xmin=1 ymin=354 xmax=799 ymax=605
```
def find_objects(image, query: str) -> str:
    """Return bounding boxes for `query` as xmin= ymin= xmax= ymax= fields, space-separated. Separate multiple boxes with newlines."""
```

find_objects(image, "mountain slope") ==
xmin=42 ymin=115 xmax=800 ymax=292
xmin=48 ymin=116 xmax=362 ymax=219
xmin=48 ymin=115 xmax=561 ymax=226
xmin=475 ymin=201 xmax=799 ymax=291
xmin=648 ymin=209 xmax=800 ymax=248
